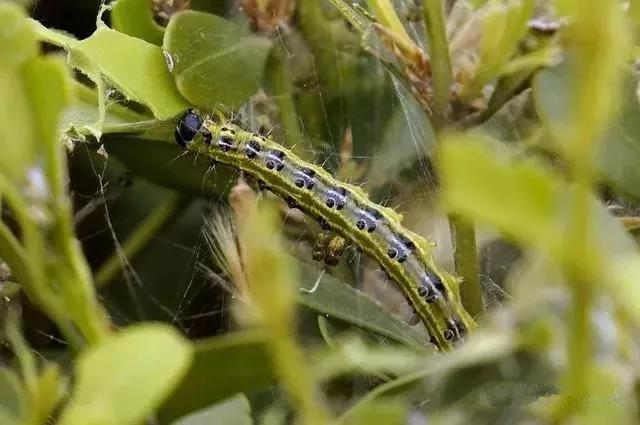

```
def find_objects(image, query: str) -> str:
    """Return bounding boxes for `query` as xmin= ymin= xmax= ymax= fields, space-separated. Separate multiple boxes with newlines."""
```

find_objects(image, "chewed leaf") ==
xmin=58 ymin=324 xmax=193 ymax=425
xmin=31 ymin=18 xmax=188 ymax=123
xmin=111 ymin=0 xmax=165 ymax=46
xmin=74 ymin=27 xmax=188 ymax=119
xmin=164 ymin=11 xmax=272 ymax=110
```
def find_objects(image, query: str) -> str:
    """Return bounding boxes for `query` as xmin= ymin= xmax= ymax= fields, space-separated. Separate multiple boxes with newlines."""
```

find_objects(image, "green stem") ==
xmin=367 ymin=0 xmax=412 ymax=45
xmin=44 ymin=101 xmax=110 ymax=346
xmin=95 ymin=193 xmax=189 ymax=288
xmin=0 ymin=219 xmax=83 ymax=348
xmin=448 ymin=214 xmax=483 ymax=317
xmin=297 ymin=0 xmax=344 ymax=145
xmin=422 ymin=0 xmax=452 ymax=121
xmin=566 ymin=285 xmax=592 ymax=405
xmin=0 ymin=222 xmax=33 ymax=294
xmin=553 ymin=167 xmax=595 ymax=421
xmin=265 ymin=44 xmax=310 ymax=158
xmin=271 ymin=331 xmax=332 ymax=425
xmin=0 ymin=177 xmax=89 ymax=347
xmin=630 ymin=0 xmax=640 ymax=25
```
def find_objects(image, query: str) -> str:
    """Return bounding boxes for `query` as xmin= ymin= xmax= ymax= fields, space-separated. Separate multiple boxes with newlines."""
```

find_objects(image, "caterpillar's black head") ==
xmin=175 ymin=109 xmax=203 ymax=148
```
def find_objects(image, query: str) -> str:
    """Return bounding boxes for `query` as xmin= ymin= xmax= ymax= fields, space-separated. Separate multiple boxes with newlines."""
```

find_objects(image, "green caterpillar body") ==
xmin=175 ymin=110 xmax=476 ymax=349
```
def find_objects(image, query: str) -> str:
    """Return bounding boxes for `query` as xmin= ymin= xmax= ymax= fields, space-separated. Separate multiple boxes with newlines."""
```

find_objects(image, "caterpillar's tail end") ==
xmin=175 ymin=109 xmax=203 ymax=148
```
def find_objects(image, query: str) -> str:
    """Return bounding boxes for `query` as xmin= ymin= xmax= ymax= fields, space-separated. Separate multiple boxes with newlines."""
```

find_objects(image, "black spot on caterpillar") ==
xmin=174 ymin=109 xmax=476 ymax=349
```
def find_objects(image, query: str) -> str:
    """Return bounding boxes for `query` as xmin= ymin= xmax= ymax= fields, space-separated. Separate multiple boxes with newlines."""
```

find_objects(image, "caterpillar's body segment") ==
xmin=175 ymin=110 xmax=476 ymax=349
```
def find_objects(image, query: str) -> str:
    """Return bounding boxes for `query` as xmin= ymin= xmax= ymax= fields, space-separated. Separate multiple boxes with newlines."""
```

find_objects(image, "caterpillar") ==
xmin=174 ymin=109 xmax=476 ymax=349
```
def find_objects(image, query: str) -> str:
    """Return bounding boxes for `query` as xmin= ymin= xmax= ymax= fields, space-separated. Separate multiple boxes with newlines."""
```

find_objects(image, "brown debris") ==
xmin=240 ymin=0 xmax=296 ymax=33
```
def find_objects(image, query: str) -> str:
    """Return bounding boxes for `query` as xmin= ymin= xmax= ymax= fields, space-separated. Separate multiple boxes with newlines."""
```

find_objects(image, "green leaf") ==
xmin=606 ymin=255 xmax=640 ymax=326
xmin=158 ymin=331 xmax=275 ymax=423
xmin=479 ymin=89 xmax=538 ymax=143
xmin=0 ymin=69 xmax=34 ymax=181
xmin=573 ymin=365 xmax=636 ymax=424
xmin=0 ymin=3 xmax=37 ymax=70
xmin=164 ymin=11 xmax=272 ymax=110
xmin=339 ymin=330 xmax=518 ymax=423
xmin=297 ymin=262 xmax=427 ymax=349
xmin=462 ymin=0 xmax=535 ymax=98
xmin=440 ymin=135 xmax=562 ymax=256
xmin=595 ymin=77 xmax=640 ymax=201
xmin=61 ymin=81 xmax=150 ymax=131
xmin=0 ymin=4 xmax=37 ymax=180
xmin=0 ymin=369 xmax=25 ymax=425
xmin=534 ymin=365 xmax=636 ymax=424
xmin=439 ymin=136 xmax=638 ymax=268
xmin=73 ymin=27 xmax=189 ymax=119
xmin=103 ymin=134 xmax=238 ymax=198
xmin=313 ymin=336 xmax=431 ymax=381
xmin=30 ymin=363 xmax=67 ymax=425
xmin=22 ymin=56 xmax=71 ymax=151
xmin=341 ymin=398 xmax=408 ymax=425
xmin=31 ymin=19 xmax=187 ymax=125
xmin=534 ymin=62 xmax=640 ymax=202
xmin=111 ymin=0 xmax=165 ymax=46
xmin=58 ymin=324 xmax=193 ymax=425
xmin=171 ymin=394 xmax=252 ymax=425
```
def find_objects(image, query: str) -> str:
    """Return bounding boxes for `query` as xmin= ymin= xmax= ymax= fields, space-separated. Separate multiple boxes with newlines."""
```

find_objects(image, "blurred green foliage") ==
xmin=1 ymin=0 xmax=640 ymax=424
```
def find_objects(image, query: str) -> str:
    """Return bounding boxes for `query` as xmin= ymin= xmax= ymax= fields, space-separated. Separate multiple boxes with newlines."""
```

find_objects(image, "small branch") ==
xmin=95 ymin=193 xmax=189 ymax=288
xmin=265 ymin=44 xmax=310 ymax=158
xmin=423 ymin=0 xmax=453 ymax=122
xmin=0 ymin=222 xmax=36 ymax=301
xmin=0 ymin=219 xmax=83 ymax=348
xmin=367 ymin=0 xmax=413 ymax=47
xmin=449 ymin=214 xmax=483 ymax=317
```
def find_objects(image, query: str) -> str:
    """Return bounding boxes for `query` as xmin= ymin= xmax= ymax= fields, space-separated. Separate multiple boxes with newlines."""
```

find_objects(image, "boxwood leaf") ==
xmin=164 ymin=11 xmax=272 ymax=110
xmin=74 ymin=26 xmax=189 ymax=119
xmin=170 ymin=394 xmax=252 ymax=425
xmin=58 ymin=324 xmax=193 ymax=425
xmin=111 ymin=0 xmax=165 ymax=46
xmin=158 ymin=331 xmax=274 ymax=423
xmin=534 ymin=61 xmax=640 ymax=203
xmin=0 ymin=4 xmax=37 ymax=180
